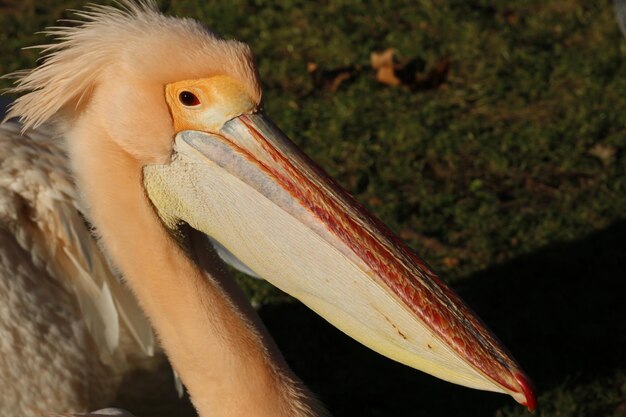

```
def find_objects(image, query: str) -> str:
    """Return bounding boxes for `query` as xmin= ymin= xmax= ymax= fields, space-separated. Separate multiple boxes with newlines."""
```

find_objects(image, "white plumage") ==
xmin=0 ymin=120 xmax=159 ymax=416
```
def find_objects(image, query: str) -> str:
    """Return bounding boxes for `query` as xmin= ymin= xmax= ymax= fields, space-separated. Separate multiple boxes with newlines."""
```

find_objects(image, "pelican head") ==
xmin=6 ymin=1 xmax=535 ymax=415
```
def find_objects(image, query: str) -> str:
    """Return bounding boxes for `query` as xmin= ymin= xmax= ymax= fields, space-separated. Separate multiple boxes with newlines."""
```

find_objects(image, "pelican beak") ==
xmin=144 ymin=77 xmax=536 ymax=411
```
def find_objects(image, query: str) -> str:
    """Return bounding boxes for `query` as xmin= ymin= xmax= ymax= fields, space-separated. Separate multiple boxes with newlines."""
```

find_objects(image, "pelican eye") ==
xmin=179 ymin=91 xmax=200 ymax=107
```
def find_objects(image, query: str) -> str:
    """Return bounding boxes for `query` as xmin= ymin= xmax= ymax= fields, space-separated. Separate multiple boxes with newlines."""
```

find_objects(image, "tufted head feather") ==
xmin=3 ymin=0 xmax=261 ymax=132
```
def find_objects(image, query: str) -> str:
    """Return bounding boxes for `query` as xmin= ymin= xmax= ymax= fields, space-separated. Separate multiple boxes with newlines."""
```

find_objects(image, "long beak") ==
xmin=144 ymin=112 xmax=535 ymax=411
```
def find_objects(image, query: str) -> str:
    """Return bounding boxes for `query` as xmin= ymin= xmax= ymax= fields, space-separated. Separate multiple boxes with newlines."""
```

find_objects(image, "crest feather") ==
xmin=3 ymin=0 xmax=260 ymax=132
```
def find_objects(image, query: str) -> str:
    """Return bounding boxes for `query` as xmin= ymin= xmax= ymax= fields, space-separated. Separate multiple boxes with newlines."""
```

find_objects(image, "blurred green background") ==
xmin=1 ymin=1 xmax=625 ymax=416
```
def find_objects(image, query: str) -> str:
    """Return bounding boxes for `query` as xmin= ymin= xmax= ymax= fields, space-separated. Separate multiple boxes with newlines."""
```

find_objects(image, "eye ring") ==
xmin=179 ymin=91 xmax=201 ymax=107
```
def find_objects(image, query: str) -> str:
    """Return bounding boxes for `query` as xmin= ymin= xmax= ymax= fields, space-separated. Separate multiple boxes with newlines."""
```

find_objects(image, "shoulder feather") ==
xmin=0 ymin=121 xmax=154 ymax=357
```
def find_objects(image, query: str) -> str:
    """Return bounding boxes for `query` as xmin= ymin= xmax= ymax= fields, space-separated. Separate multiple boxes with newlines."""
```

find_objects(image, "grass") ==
xmin=1 ymin=1 xmax=625 ymax=416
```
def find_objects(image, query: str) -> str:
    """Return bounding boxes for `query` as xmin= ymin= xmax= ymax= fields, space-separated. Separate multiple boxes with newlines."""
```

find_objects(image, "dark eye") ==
xmin=179 ymin=91 xmax=200 ymax=106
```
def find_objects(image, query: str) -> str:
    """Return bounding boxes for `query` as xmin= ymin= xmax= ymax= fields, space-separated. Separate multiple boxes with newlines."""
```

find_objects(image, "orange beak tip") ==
xmin=515 ymin=371 xmax=537 ymax=412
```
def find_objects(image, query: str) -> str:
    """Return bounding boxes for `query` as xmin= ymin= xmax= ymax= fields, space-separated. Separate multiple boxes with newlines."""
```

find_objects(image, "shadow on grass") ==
xmin=260 ymin=220 xmax=626 ymax=417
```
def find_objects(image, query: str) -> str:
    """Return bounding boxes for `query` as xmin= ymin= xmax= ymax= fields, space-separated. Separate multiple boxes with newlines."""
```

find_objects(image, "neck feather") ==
xmin=66 ymin=121 xmax=327 ymax=417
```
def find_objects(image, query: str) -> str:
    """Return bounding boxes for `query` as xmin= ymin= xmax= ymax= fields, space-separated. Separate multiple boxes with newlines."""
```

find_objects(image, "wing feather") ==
xmin=0 ymin=121 xmax=154 ymax=358
xmin=208 ymin=235 xmax=261 ymax=279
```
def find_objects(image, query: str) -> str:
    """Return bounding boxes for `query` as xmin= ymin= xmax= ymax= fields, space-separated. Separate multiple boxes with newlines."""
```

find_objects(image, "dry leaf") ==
xmin=376 ymin=66 xmax=401 ymax=86
xmin=501 ymin=9 xmax=519 ymax=25
xmin=398 ymin=230 xmax=447 ymax=254
xmin=370 ymin=48 xmax=450 ymax=90
xmin=367 ymin=196 xmax=383 ymax=207
xmin=442 ymin=257 xmax=460 ymax=268
xmin=370 ymin=48 xmax=396 ymax=70
xmin=370 ymin=48 xmax=402 ymax=87
xmin=308 ymin=62 xmax=359 ymax=92
xmin=588 ymin=143 xmax=617 ymax=165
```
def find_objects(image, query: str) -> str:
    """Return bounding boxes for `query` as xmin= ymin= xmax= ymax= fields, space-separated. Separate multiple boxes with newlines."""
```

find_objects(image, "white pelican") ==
xmin=0 ymin=1 xmax=536 ymax=416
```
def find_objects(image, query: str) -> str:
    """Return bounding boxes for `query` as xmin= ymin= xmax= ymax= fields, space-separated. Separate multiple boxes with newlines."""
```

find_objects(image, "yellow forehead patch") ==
xmin=165 ymin=75 xmax=257 ymax=133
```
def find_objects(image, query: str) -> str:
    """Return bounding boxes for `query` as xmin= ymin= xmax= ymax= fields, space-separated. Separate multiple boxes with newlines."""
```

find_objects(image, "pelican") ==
xmin=0 ymin=1 xmax=536 ymax=416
